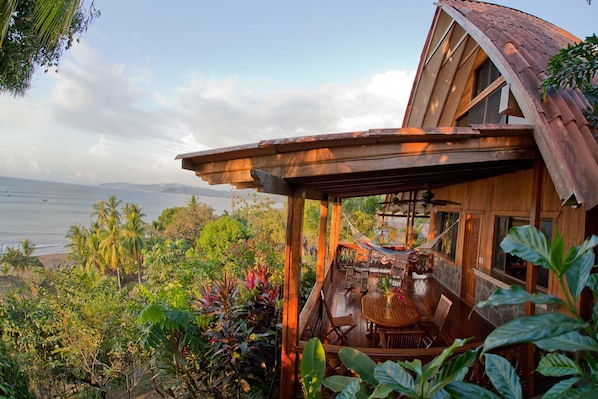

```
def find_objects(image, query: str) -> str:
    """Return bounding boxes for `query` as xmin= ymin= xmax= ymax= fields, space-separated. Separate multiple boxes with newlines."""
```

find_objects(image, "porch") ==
xmin=296 ymin=253 xmax=531 ymax=396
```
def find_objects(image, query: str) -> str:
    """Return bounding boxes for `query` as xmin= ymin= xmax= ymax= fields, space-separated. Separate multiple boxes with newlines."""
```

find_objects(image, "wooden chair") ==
xmin=390 ymin=264 xmax=407 ymax=287
xmin=419 ymin=294 xmax=452 ymax=348
xmin=320 ymin=290 xmax=356 ymax=344
xmin=379 ymin=330 xmax=426 ymax=349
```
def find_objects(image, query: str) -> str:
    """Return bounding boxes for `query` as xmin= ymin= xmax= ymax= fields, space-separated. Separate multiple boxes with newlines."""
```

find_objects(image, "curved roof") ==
xmin=406 ymin=0 xmax=598 ymax=208
xmin=177 ymin=1 xmax=597 ymax=210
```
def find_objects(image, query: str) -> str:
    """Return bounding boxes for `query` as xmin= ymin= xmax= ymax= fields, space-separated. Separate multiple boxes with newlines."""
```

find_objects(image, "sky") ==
xmin=1 ymin=0 xmax=596 ymax=188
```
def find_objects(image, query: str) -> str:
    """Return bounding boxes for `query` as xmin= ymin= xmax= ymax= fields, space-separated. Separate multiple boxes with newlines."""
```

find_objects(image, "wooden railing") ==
xmin=295 ymin=340 xmax=528 ymax=394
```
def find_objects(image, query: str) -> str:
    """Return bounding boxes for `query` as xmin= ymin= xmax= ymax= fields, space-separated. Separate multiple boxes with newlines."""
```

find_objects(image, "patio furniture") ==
xmin=320 ymin=290 xmax=356 ymax=344
xmin=390 ymin=264 xmax=407 ymax=287
xmin=361 ymin=293 xmax=421 ymax=346
xmin=418 ymin=294 xmax=452 ymax=348
xmin=379 ymin=330 xmax=426 ymax=349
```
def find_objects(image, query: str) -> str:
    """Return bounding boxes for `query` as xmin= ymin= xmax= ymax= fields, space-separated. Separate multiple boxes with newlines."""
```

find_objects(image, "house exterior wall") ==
xmin=429 ymin=165 xmax=588 ymax=325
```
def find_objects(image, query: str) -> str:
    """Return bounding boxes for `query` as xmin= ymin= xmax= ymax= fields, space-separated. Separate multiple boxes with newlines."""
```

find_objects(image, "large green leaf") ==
xmin=139 ymin=303 xmax=165 ymax=323
xmin=323 ymin=375 xmax=358 ymax=393
xmin=336 ymin=379 xmax=365 ymax=399
xmin=369 ymin=384 xmax=394 ymax=399
xmin=339 ymin=348 xmax=378 ymax=386
xmin=484 ymin=353 xmax=522 ymax=399
xmin=541 ymin=377 xmax=581 ymax=399
xmin=537 ymin=353 xmax=583 ymax=377
xmin=482 ymin=313 xmax=587 ymax=354
xmin=421 ymin=338 xmax=470 ymax=382
xmin=373 ymin=361 xmax=417 ymax=397
xmin=475 ymin=285 xmax=565 ymax=308
xmin=426 ymin=349 xmax=478 ymax=396
xmin=500 ymin=226 xmax=552 ymax=270
xmin=300 ymin=338 xmax=326 ymax=399
xmin=565 ymin=245 xmax=597 ymax=299
xmin=544 ymin=380 xmax=598 ymax=399
xmin=535 ymin=331 xmax=598 ymax=353
xmin=445 ymin=381 xmax=501 ymax=399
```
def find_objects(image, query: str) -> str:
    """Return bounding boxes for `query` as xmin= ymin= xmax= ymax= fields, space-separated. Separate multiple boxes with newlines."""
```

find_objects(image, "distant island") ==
xmin=97 ymin=182 xmax=233 ymax=198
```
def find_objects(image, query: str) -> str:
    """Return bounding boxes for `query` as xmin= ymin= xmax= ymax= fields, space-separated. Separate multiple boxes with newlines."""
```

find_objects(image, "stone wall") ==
xmin=431 ymin=256 xmax=461 ymax=295
xmin=474 ymin=269 xmax=552 ymax=326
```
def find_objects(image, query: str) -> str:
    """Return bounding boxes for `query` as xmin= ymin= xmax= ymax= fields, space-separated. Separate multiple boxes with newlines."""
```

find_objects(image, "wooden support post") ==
xmin=525 ymin=159 xmax=543 ymax=397
xmin=280 ymin=187 xmax=305 ymax=399
xmin=328 ymin=198 xmax=342 ymax=263
xmin=317 ymin=198 xmax=329 ymax=283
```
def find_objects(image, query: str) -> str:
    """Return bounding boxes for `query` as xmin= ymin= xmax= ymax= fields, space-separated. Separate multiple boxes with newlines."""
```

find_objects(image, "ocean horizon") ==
xmin=0 ymin=176 xmax=233 ymax=256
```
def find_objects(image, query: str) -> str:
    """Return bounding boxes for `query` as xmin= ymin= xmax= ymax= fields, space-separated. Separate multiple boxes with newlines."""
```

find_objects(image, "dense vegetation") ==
xmin=0 ymin=193 xmax=382 ymax=398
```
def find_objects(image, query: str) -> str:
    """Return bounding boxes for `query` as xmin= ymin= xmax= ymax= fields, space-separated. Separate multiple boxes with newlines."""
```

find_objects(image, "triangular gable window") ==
xmin=456 ymin=59 xmax=506 ymax=126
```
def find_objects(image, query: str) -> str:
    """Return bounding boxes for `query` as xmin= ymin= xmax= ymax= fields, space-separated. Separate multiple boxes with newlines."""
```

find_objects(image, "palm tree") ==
xmin=99 ymin=221 xmax=123 ymax=290
xmin=91 ymin=199 xmax=109 ymax=227
xmin=122 ymin=203 xmax=147 ymax=284
xmin=92 ymin=196 xmax=122 ymax=229
xmin=85 ymin=225 xmax=105 ymax=274
xmin=66 ymin=224 xmax=89 ymax=265
xmin=187 ymin=195 xmax=200 ymax=212
xmin=1 ymin=0 xmax=84 ymax=47
xmin=0 ymin=239 xmax=42 ymax=276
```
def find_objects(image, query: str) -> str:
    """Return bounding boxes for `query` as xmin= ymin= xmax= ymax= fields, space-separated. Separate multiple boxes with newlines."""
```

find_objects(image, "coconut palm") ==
xmin=99 ymin=220 xmax=123 ymax=290
xmin=85 ymin=225 xmax=104 ymax=274
xmin=65 ymin=224 xmax=89 ymax=265
xmin=1 ymin=0 xmax=84 ymax=47
xmin=92 ymin=196 xmax=122 ymax=229
xmin=0 ymin=239 xmax=42 ymax=276
xmin=121 ymin=203 xmax=147 ymax=283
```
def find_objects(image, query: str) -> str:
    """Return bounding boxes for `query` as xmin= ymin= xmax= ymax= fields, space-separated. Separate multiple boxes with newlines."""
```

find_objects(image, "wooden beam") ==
xmin=250 ymin=169 xmax=293 ymax=196
xmin=524 ymin=159 xmax=543 ymax=397
xmin=280 ymin=187 xmax=305 ymax=399
xmin=317 ymin=199 xmax=329 ymax=283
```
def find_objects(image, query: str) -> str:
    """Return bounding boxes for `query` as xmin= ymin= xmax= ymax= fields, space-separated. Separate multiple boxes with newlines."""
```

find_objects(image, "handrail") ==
xmin=296 ymin=339 xmax=484 ymax=360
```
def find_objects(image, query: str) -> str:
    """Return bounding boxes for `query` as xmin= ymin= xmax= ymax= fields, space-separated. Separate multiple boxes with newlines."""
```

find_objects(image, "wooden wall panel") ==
xmin=433 ymin=166 xmax=587 ymax=300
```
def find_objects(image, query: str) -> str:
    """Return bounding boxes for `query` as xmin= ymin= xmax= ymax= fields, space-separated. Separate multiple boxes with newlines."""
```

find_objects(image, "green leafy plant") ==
xmin=300 ymin=338 xmax=326 ymax=399
xmin=449 ymin=225 xmax=598 ymax=397
xmin=322 ymin=339 xmax=476 ymax=398
xmin=540 ymin=34 xmax=598 ymax=130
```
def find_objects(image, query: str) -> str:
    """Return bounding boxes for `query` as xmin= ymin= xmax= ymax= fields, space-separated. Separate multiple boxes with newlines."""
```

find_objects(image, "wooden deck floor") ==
xmin=325 ymin=269 xmax=495 ymax=348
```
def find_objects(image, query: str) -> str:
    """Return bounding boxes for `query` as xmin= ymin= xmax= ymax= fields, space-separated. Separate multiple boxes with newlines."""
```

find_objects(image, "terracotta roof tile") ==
xmin=440 ymin=0 xmax=598 ymax=208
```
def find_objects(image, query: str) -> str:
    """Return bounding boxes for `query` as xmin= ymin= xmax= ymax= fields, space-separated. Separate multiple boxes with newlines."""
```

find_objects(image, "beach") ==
xmin=39 ymin=253 xmax=70 ymax=268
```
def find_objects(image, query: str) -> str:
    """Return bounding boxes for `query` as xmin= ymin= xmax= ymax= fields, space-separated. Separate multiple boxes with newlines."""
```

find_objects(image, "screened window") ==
xmin=434 ymin=211 xmax=460 ymax=261
xmin=456 ymin=59 xmax=506 ymax=126
xmin=492 ymin=216 xmax=552 ymax=289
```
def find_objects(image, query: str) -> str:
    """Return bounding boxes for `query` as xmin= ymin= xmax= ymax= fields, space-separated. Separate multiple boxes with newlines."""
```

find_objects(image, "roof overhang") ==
xmin=177 ymin=124 xmax=538 ymax=200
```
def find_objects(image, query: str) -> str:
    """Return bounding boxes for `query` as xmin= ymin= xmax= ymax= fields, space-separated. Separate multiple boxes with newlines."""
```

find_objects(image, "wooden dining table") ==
xmin=361 ymin=292 xmax=421 ymax=343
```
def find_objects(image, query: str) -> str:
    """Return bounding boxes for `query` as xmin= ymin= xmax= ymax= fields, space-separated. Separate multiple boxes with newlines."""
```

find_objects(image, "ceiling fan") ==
xmin=379 ymin=184 xmax=461 ymax=208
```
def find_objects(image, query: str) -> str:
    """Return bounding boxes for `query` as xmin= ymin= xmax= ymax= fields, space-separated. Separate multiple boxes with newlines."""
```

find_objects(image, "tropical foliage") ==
xmin=541 ymin=33 xmax=598 ymax=130
xmin=0 ymin=0 xmax=99 ymax=95
xmin=0 ymin=193 xmax=296 ymax=397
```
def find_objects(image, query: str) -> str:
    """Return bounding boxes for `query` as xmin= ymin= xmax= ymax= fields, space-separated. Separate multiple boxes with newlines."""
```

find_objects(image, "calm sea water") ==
xmin=0 ymin=176 xmax=232 ymax=256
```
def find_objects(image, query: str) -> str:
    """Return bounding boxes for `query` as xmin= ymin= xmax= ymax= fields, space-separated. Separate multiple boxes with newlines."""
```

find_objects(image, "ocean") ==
xmin=0 ymin=176 xmax=232 ymax=256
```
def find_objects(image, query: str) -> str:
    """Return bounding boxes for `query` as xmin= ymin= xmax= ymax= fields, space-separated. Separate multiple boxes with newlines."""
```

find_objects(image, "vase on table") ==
xmin=385 ymin=293 xmax=393 ymax=307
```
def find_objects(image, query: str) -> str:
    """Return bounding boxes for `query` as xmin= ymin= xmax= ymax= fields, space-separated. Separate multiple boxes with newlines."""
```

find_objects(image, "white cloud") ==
xmin=1 ymin=42 xmax=416 ymax=185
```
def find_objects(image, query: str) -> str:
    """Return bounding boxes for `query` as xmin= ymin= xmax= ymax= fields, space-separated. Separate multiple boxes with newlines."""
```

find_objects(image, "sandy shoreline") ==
xmin=38 ymin=253 xmax=70 ymax=268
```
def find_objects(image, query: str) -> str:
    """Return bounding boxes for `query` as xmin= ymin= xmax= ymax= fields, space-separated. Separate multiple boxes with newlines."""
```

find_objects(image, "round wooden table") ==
xmin=361 ymin=292 xmax=421 ymax=343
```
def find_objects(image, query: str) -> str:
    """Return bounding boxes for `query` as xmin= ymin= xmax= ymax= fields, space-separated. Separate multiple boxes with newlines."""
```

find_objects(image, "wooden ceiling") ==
xmin=177 ymin=125 xmax=538 ymax=200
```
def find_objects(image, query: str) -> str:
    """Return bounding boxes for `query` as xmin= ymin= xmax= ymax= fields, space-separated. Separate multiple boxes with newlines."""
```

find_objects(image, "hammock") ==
xmin=343 ymin=213 xmax=459 ymax=256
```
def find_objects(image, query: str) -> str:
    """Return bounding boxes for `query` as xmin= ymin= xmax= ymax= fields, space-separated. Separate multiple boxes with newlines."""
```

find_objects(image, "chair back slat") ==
xmin=380 ymin=330 xmax=426 ymax=349
xmin=432 ymin=294 xmax=452 ymax=329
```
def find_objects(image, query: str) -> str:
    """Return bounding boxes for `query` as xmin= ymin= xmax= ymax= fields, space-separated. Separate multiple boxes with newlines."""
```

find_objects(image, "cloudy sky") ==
xmin=1 ymin=0 xmax=596 ymax=187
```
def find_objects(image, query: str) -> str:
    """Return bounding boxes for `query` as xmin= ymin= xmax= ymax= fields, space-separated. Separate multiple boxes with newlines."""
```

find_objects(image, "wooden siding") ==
xmin=430 ymin=165 xmax=588 ymax=302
